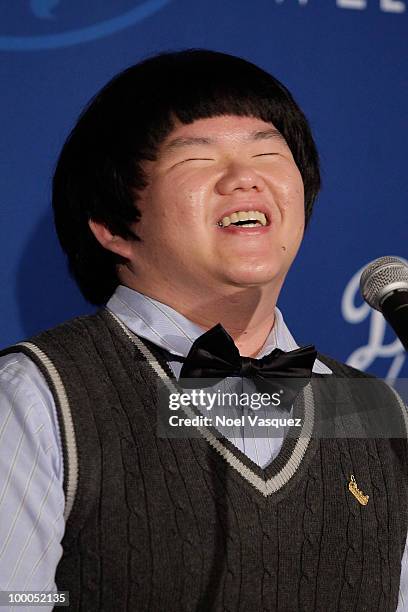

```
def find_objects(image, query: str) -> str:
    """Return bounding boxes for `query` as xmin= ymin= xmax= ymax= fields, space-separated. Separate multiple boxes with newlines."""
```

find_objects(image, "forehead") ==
xmin=161 ymin=115 xmax=286 ymax=151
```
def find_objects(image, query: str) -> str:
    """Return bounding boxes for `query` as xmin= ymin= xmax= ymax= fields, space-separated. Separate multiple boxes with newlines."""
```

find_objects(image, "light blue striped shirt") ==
xmin=0 ymin=285 xmax=407 ymax=610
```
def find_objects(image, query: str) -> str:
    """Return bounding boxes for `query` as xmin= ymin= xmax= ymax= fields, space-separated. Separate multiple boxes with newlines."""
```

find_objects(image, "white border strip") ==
xmin=17 ymin=342 xmax=78 ymax=521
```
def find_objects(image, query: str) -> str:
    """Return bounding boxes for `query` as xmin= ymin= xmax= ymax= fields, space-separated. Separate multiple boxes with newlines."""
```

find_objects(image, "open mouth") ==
xmin=217 ymin=210 xmax=268 ymax=228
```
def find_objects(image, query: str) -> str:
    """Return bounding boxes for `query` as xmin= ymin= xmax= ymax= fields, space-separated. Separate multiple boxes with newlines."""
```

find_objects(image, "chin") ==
xmin=221 ymin=265 xmax=285 ymax=287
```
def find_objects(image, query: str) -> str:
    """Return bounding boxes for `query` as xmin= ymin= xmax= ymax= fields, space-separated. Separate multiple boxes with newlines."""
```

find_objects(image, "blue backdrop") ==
xmin=1 ymin=0 xmax=407 ymax=380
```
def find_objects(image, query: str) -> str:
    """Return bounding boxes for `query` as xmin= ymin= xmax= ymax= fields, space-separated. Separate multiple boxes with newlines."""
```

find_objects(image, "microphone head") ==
xmin=360 ymin=256 xmax=408 ymax=311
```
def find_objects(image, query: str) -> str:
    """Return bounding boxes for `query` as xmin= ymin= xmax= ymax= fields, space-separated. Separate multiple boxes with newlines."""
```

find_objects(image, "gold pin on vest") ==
xmin=348 ymin=474 xmax=369 ymax=506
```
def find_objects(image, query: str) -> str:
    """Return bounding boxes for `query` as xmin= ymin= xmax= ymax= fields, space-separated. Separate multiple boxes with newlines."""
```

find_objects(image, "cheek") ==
xmin=277 ymin=168 xmax=304 ymax=208
xmin=169 ymin=181 xmax=211 ymax=229
xmin=132 ymin=189 xmax=169 ymax=243
xmin=137 ymin=183 xmax=207 ymax=243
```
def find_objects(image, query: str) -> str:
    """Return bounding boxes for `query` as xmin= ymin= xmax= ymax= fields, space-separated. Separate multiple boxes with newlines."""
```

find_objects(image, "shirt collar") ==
xmin=107 ymin=285 xmax=332 ymax=374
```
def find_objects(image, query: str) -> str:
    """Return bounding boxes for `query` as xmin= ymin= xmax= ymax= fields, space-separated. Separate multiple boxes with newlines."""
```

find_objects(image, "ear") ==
xmin=88 ymin=219 xmax=134 ymax=259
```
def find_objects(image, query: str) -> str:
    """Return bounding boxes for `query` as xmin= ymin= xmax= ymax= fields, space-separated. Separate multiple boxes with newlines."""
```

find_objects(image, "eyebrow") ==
xmin=163 ymin=128 xmax=286 ymax=154
xmin=163 ymin=136 xmax=213 ymax=154
xmin=251 ymin=128 xmax=286 ymax=143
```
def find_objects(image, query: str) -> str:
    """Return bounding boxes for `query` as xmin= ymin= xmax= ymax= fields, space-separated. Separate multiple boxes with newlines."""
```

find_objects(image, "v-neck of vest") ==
xmin=103 ymin=308 xmax=320 ymax=499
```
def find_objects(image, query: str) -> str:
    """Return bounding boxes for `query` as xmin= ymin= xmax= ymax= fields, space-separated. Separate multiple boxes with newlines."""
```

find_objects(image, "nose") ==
xmin=215 ymin=162 xmax=266 ymax=195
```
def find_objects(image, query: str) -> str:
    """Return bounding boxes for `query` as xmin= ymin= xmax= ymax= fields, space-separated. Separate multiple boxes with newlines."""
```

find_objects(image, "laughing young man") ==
xmin=0 ymin=50 xmax=407 ymax=611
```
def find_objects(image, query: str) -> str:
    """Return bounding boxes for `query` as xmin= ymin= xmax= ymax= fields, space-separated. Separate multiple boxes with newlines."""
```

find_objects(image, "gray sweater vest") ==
xmin=2 ymin=309 xmax=408 ymax=612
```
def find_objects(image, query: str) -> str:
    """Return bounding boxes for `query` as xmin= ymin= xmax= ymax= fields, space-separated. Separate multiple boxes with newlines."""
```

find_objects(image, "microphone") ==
xmin=360 ymin=256 xmax=408 ymax=351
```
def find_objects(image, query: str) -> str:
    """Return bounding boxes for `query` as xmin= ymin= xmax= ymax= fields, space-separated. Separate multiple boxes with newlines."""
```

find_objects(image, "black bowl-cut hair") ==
xmin=53 ymin=49 xmax=321 ymax=305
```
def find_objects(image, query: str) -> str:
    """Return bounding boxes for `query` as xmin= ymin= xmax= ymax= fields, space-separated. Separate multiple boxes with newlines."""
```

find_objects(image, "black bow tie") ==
xmin=179 ymin=323 xmax=317 ymax=400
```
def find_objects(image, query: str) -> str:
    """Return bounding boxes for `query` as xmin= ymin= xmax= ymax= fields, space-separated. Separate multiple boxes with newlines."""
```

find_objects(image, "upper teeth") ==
xmin=218 ymin=210 xmax=267 ymax=227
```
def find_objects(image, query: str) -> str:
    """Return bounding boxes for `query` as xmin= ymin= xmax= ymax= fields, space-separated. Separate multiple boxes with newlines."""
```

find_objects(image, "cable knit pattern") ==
xmin=337 ymin=437 xmax=364 ymax=611
xmin=2 ymin=311 xmax=407 ymax=612
xmin=298 ymin=444 xmax=323 ymax=611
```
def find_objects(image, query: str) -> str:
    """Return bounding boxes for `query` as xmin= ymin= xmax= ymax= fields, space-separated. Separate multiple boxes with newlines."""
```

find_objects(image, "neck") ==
xmin=120 ymin=273 xmax=283 ymax=357
xmin=189 ymin=294 xmax=277 ymax=357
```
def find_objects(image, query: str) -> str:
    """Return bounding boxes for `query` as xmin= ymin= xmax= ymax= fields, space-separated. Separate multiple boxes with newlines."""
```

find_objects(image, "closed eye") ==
xmin=174 ymin=157 xmax=214 ymax=166
xmin=182 ymin=158 xmax=214 ymax=162
xmin=252 ymin=153 xmax=279 ymax=157
xmin=172 ymin=158 xmax=215 ymax=167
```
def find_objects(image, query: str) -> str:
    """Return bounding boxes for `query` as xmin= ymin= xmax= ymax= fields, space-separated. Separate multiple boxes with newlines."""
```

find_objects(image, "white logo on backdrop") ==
xmin=341 ymin=265 xmax=406 ymax=382
xmin=275 ymin=0 xmax=406 ymax=13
